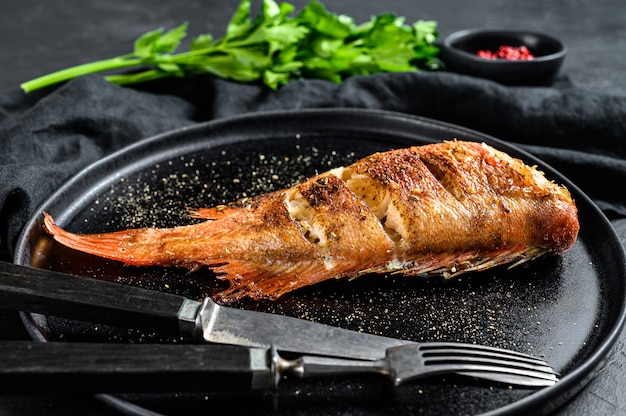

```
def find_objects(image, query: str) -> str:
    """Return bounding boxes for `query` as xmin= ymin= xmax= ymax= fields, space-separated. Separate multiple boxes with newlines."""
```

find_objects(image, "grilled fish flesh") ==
xmin=43 ymin=140 xmax=579 ymax=303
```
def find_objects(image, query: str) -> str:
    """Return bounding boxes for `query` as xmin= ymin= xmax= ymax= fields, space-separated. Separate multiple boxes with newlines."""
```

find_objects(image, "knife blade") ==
xmin=0 ymin=261 xmax=408 ymax=359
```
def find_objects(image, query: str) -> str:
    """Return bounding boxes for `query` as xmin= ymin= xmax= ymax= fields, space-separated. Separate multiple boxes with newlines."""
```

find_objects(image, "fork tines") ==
xmin=389 ymin=342 xmax=559 ymax=387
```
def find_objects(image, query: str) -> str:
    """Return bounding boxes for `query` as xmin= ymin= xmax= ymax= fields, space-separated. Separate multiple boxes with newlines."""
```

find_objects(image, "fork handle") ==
xmin=0 ymin=341 xmax=272 ymax=393
xmin=279 ymin=355 xmax=386 ymax=380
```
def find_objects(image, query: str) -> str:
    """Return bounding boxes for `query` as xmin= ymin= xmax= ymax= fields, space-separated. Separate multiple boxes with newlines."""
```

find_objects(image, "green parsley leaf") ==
xmin=190 ymin=34 xmax=215 ymax=51
xmin=134 ymin=23 xmax=188 ymax=59
xmin=225 ymin=0 xmax=253 ymax=39
xmin=20 ymin=0 xmax=441 ymax=93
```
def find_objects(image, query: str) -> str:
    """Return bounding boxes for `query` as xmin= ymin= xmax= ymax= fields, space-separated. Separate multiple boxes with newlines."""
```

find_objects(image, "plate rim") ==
xmin=15 ymin=107 xmax=626 ymax=416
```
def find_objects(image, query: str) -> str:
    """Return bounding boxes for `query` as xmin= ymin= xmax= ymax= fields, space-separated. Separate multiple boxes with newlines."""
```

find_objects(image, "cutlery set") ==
xmin=0 ymin=261 xmax=558 ymax=392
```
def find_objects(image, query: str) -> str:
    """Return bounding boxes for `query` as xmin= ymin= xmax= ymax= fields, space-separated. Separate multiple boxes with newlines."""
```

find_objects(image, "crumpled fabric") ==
xmin=1 ymin=71 xmax=626 ymax=260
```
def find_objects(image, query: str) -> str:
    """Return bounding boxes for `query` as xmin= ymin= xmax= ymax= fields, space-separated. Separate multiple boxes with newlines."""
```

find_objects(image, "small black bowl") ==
xmin=439 ymin=29 xmax=567 ymax=85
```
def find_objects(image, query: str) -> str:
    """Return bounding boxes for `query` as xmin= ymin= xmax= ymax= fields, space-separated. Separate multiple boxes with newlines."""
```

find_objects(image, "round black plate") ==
xmin=15 ymin=109 xmax=626 ymax=415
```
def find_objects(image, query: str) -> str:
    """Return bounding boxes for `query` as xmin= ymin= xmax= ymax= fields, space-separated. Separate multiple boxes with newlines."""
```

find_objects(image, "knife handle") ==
xmin=0 ymin=341 xmax=271 ymax=393
xmin=0 ymin=261 xmax=197 ymax=337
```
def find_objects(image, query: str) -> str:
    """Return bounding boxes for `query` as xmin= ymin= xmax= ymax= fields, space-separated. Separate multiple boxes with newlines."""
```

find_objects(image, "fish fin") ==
xmin=211 ymin=261 xmax=327 ymax=304
xmin=43 ymin=212 xmax=221 ymax=268
xmin=42 ymin=212 xmax=159 ymax=267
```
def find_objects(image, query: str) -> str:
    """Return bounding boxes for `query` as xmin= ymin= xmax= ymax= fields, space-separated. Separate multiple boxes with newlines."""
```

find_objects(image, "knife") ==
xmin=0 ymin=261 xmax=407 ymax=359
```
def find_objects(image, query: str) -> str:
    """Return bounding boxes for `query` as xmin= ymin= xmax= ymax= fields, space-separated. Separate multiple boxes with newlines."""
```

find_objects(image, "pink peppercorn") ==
xmin=477 ymin=45 xmax=535 ymax=60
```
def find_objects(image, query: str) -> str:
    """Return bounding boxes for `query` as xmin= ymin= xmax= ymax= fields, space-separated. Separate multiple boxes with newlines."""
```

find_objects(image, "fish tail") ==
xmin=42 ymin=212 xmax=221 ymax=268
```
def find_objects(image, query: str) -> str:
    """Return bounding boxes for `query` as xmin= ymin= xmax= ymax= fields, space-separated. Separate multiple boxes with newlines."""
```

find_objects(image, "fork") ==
xmin=274 ymin=342 xmax=559 ymax=388
xmin=1 ymin=341 xmax=557 ymax=393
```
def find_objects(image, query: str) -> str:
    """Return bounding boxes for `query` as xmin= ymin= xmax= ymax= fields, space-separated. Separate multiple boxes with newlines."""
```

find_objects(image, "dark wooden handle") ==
xmin=0 ymin=341 xmax=265 ymax=393
xmin=0 ymin=261 xmax=189 ymax=336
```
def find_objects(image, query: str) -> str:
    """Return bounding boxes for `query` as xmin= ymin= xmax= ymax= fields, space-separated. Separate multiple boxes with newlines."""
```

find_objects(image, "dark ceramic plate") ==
xmin=15 ymin=109 xmax=626 ymax=415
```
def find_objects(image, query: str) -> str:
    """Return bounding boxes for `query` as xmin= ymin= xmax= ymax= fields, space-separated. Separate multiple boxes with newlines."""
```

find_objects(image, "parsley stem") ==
xmin=20 ymin=55 xmax=142 ymax=93
xmin=105 ymin=69 xmax=173 ymax=86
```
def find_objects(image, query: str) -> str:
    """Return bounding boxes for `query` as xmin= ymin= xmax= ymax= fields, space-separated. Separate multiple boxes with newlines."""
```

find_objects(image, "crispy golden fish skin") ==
xmin=43 ymin=140 xmax=579 ymax=303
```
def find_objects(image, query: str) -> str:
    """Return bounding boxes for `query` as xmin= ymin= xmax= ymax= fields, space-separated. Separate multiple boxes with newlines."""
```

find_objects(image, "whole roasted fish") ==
xmin=43 ymin=140 xmax=579 ymax=303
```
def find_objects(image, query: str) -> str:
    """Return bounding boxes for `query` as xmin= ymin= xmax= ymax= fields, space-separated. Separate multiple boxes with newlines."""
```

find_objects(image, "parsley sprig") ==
xmin=21 ymin=0 xmax=441 ymax=93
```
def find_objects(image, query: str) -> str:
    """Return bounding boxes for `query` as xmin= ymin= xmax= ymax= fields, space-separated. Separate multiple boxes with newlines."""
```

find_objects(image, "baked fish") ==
xmin=43 ymin=140 xmax=579 ymax=303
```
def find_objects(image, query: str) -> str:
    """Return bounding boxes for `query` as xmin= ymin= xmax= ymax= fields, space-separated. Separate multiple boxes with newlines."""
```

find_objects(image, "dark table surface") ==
xmin=1 ymin=0 xmax=625 ymax=415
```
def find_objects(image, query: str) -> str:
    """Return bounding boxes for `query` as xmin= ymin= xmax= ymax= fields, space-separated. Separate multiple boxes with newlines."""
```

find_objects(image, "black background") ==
xmin=1 ymin=0 xmax=625 ymax=415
